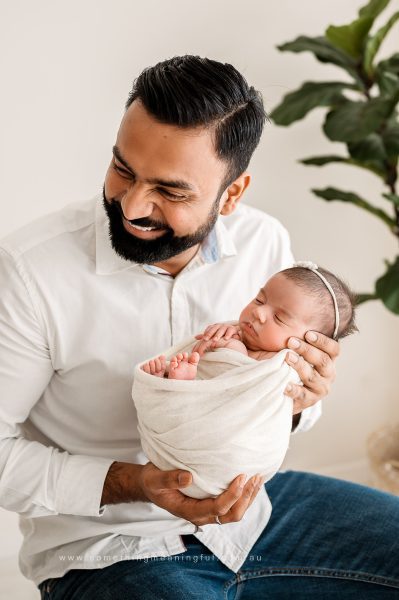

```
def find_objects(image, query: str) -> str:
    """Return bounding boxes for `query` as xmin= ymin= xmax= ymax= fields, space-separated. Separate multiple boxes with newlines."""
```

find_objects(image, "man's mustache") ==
xmin=112 ymin=199 xmax=170 ymax=230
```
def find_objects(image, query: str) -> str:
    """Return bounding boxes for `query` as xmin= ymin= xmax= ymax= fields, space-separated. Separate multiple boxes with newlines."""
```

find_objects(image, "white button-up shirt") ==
xmin=0 ymin=196 xmax=321 ymax=586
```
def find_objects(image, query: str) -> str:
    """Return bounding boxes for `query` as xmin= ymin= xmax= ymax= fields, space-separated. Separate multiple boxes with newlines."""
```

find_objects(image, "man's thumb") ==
xmin=177 ymin=471 xmax=192 ymax=487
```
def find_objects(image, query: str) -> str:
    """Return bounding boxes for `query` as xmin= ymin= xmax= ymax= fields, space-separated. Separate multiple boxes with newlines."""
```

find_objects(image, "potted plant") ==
xmin=270 ymin=0 xmax=399 ymax=313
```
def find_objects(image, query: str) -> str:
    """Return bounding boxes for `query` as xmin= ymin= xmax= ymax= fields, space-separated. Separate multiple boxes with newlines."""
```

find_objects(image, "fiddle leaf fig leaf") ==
xmin=301 ymin=155 xmax=349 ymax=166
xmin=277 ymin=36 xmax=361 ymax=81
xmin=270 ymin=82 xmax=354 ymax=126
xmin=358 ymin=0 xmax=391 ymax=19
xmin=312 ymin=187 xmax=396 ymax=229
xmin=347 ymin=134 xmax=387 ymax=173
xmin=379 ymin=53 xmax=399 ymax=72
xmin=375 ymin=256 xmax=399 ymax=314
xmin=364 ymin=11 xmax=399 ymax=76
xmin=323 ymin=98 xmax=395 ymax=142
xmin=326 ymin=17 xmax=373 ymax=59
xmin=382 ymin=122 xmax=399 ymax=157
xmin=356 ymin=292 xmax=378 ymax=304
xmin=377 ymin=70 xmax=399 ymax=96
xmin=382 ymin=192 xmax=399 ymax=206
xmin=301 ymin=154 xmax=385 ymax=177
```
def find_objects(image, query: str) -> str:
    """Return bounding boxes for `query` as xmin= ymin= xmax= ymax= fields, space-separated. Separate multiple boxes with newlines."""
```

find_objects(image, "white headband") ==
xmin=293 ymin=261 xmax=340 ymax=340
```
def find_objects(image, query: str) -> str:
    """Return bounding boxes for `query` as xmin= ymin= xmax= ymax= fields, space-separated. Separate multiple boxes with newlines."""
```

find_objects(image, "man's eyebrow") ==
xmin=112 ymin=146 xmax=134 ymax=173
xmin=112 ymin=145 xmax=196 ymax=192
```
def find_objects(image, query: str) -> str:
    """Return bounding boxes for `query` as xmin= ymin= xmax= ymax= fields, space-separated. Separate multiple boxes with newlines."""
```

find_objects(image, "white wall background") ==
xmin=1 ymin=0 xmax=399 ymax=594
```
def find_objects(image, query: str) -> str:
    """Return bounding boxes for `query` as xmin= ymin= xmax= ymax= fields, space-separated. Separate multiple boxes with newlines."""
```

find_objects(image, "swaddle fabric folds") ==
xmin=132 ymin=337 xmax=298 ymax=499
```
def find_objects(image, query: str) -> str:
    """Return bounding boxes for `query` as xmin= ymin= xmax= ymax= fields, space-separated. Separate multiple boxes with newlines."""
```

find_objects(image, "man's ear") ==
xmin=219 ymin=173 xmax=251 ymax=216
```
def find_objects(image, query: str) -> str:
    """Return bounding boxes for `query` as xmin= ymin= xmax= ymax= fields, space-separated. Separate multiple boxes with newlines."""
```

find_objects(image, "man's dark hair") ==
xmin=126 ymin=55 xmax=267 ymax=187
xmin=281 ymin=266 xmax=358 ymax=340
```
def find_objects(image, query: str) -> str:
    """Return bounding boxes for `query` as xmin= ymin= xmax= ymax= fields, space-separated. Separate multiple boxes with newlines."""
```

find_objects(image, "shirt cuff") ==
xmin=55 ymin=455 xmax=114 ymax=517
xmin=291 ymin=401 xmax=322 ymax=434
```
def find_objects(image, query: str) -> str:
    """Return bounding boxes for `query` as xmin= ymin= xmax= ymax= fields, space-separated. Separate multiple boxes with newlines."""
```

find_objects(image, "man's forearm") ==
xmin=101 ymin=461 xmax=148 ymax=505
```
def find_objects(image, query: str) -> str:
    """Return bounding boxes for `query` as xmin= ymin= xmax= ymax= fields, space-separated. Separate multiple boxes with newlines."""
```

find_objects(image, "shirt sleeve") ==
xmin=291 ymin=402 xmax=322 ymax=434
xmin=0 ymin=247 xmax=113 ymax=518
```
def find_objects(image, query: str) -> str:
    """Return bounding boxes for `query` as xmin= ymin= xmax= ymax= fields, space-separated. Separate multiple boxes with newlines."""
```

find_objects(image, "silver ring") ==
xmin=215 ymin=515 xmax=222 ymax=525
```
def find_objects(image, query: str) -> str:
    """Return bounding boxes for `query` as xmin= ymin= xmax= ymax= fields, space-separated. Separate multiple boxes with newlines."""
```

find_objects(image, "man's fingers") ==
xmin=159 ymin=469 xmax=193 ymax=490
xmin=285 ymin=382 xmax=319 ymax=414
xmin=305 ymin=331 xmax=340 ymax=359
xmin=211 ymin=474 xmax=246 ymax=516
xmin=219 ymin=475 xmax=260 ymax=522
xmin=145 ymin=468 xmax=263 ymax=527
xmin=246 ymin=475 xmax=264 ymax=509
xmin=286 ymin=352 xmax=324 ymax=390
xmin=286 ymin=337 xmax=335 ymax=379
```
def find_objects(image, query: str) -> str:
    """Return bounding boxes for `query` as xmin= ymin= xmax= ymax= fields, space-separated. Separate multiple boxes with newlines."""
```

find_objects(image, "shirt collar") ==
xmin=95 ymin=195 xmax=237 ymax=276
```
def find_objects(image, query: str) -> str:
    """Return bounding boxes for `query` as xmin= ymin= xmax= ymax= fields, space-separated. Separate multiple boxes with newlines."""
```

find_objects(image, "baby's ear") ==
xmin=219 ymin=173 xmax=251 ymax=216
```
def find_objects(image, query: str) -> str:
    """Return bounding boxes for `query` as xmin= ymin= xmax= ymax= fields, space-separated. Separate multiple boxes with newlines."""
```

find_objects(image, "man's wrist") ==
xmin=291 ymin=413 xmax=301 ymax=432
xmin=101 ymin=461 xmax=148 ymax=506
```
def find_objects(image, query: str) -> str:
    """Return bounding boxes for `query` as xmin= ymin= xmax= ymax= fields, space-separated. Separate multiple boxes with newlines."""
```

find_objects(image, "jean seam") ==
xmin=238 ymin=567 xmax=399 ymax=589
xmin=223 ymin=575 xmax=242 ymax=600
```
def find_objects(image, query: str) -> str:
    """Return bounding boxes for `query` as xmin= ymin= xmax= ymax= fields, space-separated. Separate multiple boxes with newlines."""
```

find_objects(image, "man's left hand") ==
xmin=284 ymin=331 xmax=339 ymax=415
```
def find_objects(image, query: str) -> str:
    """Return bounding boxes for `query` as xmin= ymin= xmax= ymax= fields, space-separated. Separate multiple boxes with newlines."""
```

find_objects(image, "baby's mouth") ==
xmin=242 ymin=322 xmax=257 ymax=336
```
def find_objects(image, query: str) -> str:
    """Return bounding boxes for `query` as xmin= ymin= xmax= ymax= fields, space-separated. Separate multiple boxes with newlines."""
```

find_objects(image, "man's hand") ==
xmin=101 ymin=461 xmax=263 ymax=527
xmin=139 ymin=463 xmax=263 ymax=527
xmin=284 ymin=331 xmax=339 ymax=415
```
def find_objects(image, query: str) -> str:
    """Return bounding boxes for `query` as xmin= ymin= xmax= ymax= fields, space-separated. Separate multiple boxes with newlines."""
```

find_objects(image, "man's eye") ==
xmin=113 ymin=164 xmax=132 ymax=179
xmin=159 ymin=189 xmax=187 ymax=201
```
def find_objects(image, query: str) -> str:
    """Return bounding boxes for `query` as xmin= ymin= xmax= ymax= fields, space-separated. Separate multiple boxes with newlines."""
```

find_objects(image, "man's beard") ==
xmin=102 ymin=188 xmax=221 ymax=264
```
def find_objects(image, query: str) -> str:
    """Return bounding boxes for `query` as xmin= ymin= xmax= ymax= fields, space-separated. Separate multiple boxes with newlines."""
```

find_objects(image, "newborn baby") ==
xmin=134 ymin=262 xmax=357 ymax=499
xmin=141 ymin=262 xmax=357 ymax=380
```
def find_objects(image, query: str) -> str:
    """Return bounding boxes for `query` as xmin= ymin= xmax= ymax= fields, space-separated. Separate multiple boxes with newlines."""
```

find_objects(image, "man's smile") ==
xmin=122 ymin=218 xmax=168 ymax=239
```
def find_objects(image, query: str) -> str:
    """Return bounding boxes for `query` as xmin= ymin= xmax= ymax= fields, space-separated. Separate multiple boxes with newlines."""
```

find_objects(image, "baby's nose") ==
xmin=253 ymin=307 xmax=266 ymax=323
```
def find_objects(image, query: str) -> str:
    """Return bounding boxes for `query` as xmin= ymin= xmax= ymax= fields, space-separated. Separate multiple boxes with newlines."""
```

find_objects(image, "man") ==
xmin=0 ymin=56 xmax=398 ymax=598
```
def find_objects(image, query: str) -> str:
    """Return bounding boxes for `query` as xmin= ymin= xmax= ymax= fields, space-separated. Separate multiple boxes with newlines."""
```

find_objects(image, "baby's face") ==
xmin=239 ymin=273 xmax=322 ymax=353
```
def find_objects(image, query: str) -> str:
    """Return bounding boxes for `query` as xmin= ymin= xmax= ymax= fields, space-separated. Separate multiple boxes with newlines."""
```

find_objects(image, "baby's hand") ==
xmin=194 ymin=322 xmax=241 ymax=343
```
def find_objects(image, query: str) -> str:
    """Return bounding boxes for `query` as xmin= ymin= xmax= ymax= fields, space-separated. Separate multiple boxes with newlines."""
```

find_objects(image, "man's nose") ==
xmin=121 ymin=183 xmax=155 ymax=221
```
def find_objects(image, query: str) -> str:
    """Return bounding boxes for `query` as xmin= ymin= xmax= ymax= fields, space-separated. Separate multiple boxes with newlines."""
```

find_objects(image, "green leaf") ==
xmin=323 ymin=98 xmax=395 ymax=142
xmin=348 ymin=133 xmax=387 ymax=160
xmin=382 ymin=192 xmax=399 ymax=206
xmin=312 ymin=186 xmax=396 ymax=229
xmin=377 ymin=53 xmax=399 ymax=76
xmin=377 ymin=70 xmax=399 ymax=96
xmin=382 ymin=122 xmax=399 ymax=156
xmin=347 ymin=134 xmax=388 ymax=173
xmin=326 ymin=17 xmax=373 ymax=59
xmin=270 ymin=82 xmax=353 ymax=126
xmin=301 ymin=155 xmax=350 ymax=166
xmin=301 ymin=153 xmax=386 ymax=177
xmin=375 ymin=256 xmax=399 ymax=314
xmin=359 ymin=0 xmax=391 ymax=19
xmin=364 ymin=11 xmax=399 ymax=76
xmin=356 ymin=292 xmax=378 ymax=304
xmin=277 ymin=36 xmax=360 ymax=81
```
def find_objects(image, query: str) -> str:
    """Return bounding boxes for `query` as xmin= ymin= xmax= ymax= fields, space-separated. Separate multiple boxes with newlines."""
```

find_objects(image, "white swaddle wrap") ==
xmin=132 ymin=337 xmax=299 ymax=499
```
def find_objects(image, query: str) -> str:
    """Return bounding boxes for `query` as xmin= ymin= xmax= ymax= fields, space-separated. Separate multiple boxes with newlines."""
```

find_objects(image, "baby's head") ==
xmin=239 ymin=263 xmax=357 ymax=353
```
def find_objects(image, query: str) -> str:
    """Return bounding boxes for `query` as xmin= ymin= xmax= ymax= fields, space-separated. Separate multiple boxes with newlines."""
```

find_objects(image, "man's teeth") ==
xmin=129 ymin=224 xmax=157 ymax=231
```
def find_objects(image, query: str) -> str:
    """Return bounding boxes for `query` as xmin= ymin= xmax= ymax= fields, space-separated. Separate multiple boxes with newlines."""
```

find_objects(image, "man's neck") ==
xmin=152 ymin=244 xmax=200 ymax=277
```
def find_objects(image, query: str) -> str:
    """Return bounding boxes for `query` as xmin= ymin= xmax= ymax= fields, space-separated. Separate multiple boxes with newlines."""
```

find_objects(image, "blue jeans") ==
xmin=39 ymin=471 xmax=399 ymax=599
